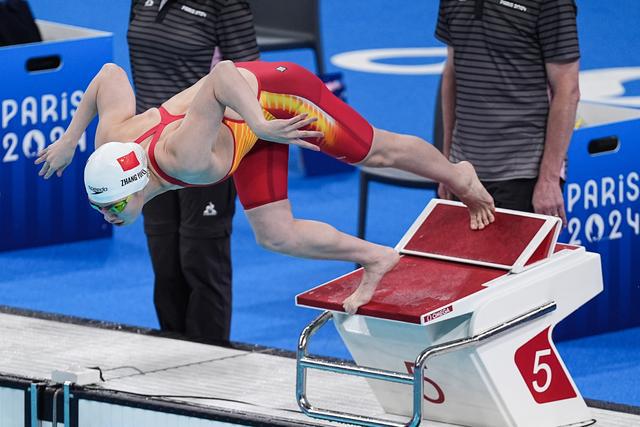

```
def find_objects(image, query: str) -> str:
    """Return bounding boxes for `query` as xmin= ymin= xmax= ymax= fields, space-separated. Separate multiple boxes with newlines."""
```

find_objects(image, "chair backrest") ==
xmin=246 ymin=0 xmax=324 ymax=73
xmin=247 ymin=0 xmax=319 ymax=37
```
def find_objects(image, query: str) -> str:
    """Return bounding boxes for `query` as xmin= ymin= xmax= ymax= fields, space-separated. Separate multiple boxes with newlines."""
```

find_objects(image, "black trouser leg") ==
xmin=147 ymin=232 xmax=189 ymax=333
xmin=177 ymin=182 xmax=236 ymax=343
xmin=482 ymin=178 xmax=537 ymax=212
xmin=143 ymin=192 xmax=189 ymax=333
xmin=180 ymin=234 xmax=232 ymax=343
xmin=143 ymin=181 xmax=236 ymax=342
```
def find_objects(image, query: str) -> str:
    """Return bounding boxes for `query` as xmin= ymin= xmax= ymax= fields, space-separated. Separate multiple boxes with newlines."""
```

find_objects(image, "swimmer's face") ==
xmin=89 ymin=191 xmax=144 ymax=226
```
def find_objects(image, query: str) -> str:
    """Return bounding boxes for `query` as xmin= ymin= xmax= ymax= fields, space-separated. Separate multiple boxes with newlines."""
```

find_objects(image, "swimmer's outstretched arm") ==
xmin=35 ymin=63 xmax=136 ymax=179
xmin=165 ymin=61 xmax=324 ymax=177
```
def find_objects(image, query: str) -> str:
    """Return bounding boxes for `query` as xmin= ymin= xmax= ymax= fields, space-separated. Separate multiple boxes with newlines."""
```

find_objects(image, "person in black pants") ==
xmin=127 ymin=0 xmax=259 ymax=343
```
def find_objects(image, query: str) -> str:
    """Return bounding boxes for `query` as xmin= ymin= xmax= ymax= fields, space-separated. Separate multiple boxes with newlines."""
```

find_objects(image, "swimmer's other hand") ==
xmin=34 ymin=135 xmax=77 ymax=179
xmin=252 ymin=113 xmax=323 ymax=151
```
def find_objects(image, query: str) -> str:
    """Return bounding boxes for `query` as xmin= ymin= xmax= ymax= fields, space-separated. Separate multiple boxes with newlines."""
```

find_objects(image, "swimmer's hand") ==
xmin=34 ymin=135 xmax=77 ymax=179
xmin=252 ymin=113 xmax=323 ymax=151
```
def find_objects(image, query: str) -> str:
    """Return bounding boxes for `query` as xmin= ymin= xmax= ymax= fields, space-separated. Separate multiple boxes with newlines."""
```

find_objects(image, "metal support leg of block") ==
xmin=296 ymin=302 xmax=557 ymax=427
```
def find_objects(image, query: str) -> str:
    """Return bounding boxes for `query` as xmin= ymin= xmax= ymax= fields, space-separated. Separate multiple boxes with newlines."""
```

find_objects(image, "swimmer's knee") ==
xmin=360 ymin=145 xmax=397 ymax=168
xmin=362 ymin=151 xmax=395 ymax=168
xmin=254 ymin=225 xmax=296 ymax=253
xmin=255 ymin=234 xmax=294 ymax=253
xmin=358 ymin=129 xmax=396 ymax=167
xmin=362 ymin=131 xmax=422 ymax=168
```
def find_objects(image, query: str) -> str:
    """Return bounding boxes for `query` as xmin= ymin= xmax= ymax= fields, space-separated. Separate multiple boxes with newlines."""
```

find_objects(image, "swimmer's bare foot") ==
xmin=343 ymin=247 xmax=400 ymax=315
xmin=449 ymin=161 xmax=495 ymax=230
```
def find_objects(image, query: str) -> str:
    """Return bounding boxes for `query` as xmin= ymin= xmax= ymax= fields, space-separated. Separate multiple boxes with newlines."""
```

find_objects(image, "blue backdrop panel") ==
xmin=556 ymin=107 xmax=640 ymax=340
xmin=0 ymin=23 xmax=113 ymax=252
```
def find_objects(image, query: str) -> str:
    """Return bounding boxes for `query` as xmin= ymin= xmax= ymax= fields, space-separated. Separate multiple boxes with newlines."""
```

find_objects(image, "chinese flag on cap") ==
xmin=117 ymin=151 xmax=140 ymax=171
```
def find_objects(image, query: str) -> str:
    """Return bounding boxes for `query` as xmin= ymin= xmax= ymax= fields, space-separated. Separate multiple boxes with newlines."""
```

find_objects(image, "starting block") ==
xmin=295 ymin=199 xmax=603 ymax=427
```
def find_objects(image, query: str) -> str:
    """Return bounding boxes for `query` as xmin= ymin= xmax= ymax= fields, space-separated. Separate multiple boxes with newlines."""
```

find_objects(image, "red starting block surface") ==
xmin=296 ymin=255 xmax=507 ymax=324
xmin=296 ymin=200 xmax=564 ymax=323
xmin=397 ymin=200 xmax=561 ymax=272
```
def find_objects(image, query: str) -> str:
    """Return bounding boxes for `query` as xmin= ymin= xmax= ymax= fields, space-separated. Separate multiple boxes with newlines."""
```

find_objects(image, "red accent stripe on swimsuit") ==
xmin=134 ymin=106 xmax=192 ymax=187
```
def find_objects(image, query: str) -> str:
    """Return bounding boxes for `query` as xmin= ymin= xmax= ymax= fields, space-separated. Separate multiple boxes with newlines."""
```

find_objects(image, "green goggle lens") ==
xmin=109 ymin=199 xmax=129 ymax=214
xmin=89 ymin=196 xmax=131 ymax=214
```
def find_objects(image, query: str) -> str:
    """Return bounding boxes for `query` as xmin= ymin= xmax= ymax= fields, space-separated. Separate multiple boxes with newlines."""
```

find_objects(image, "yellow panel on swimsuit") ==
xmin=222 ymin=90 xmax=336 ymax=176
xmin=259 ymin=91 xmax=337 ymax=146
xmin=222 ymin=108 xmax=276 ymax=176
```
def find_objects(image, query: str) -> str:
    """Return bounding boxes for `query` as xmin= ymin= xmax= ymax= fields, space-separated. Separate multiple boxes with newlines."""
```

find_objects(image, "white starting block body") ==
xmin=296 ymin=200 xmax=603 ymax=427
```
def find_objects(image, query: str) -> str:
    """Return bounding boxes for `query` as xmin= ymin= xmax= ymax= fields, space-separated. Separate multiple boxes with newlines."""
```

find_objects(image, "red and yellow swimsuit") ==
xmin=135 ymin=61 xmax=374 ymax=209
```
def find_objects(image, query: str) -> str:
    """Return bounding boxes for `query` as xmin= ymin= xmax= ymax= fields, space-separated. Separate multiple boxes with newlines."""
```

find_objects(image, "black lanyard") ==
xmin=129 ymin=0 xmax=177 ymax=23
xmin=156 ymin=0 xmax=176 ymax=23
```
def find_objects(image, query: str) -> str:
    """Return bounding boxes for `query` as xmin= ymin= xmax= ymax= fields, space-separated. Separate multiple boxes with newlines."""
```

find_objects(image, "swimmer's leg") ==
xmin=358 ymin=128 xmax=495 ymax=230
xmin=245 ymin=199 xmax=399 ymax=314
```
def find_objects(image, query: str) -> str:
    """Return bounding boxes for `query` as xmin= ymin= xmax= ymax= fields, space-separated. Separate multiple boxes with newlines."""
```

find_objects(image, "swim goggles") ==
xmin=89 ymin=195 xmax=132 ymax=215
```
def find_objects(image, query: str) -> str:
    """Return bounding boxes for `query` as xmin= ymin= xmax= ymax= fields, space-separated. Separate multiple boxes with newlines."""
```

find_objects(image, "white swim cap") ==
xmin=84 ymin=142 xmax=149 ymax=203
